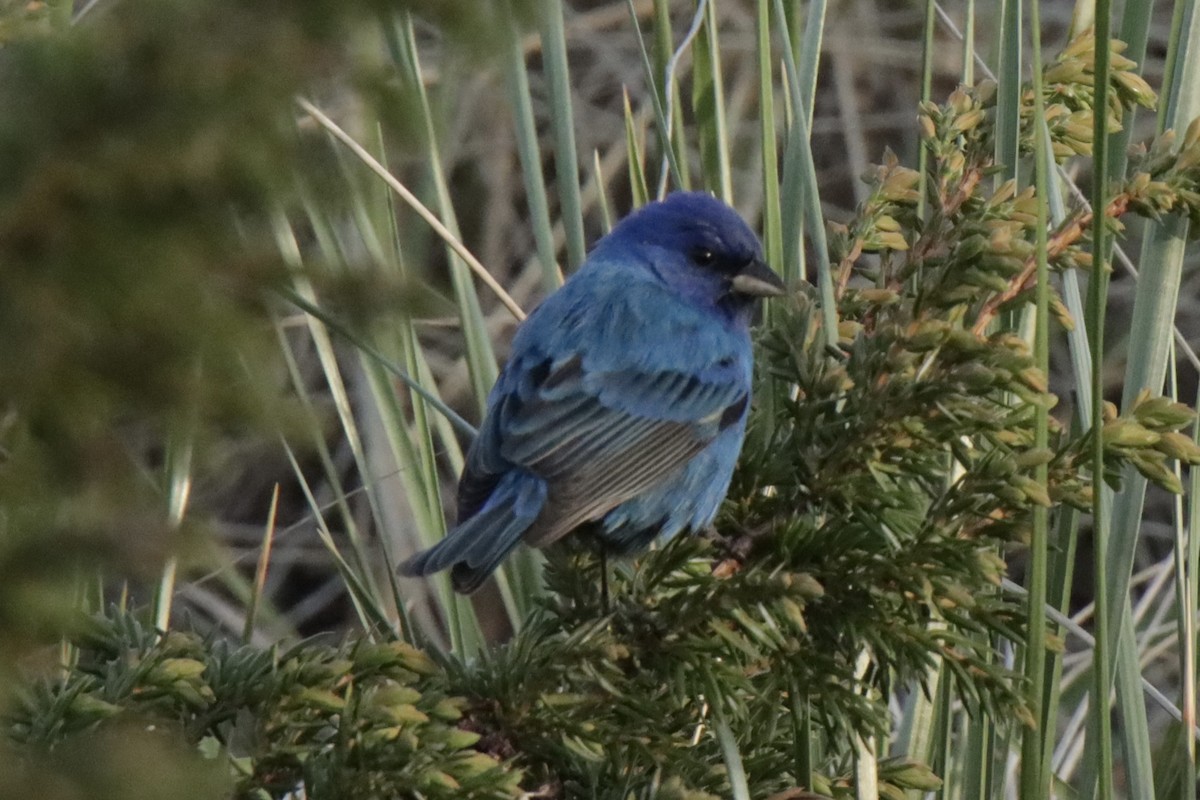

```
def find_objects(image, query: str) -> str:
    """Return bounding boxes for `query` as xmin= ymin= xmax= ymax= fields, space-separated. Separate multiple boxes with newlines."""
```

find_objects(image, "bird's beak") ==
xmin=730 ymin=259 xmax=786 ymax=298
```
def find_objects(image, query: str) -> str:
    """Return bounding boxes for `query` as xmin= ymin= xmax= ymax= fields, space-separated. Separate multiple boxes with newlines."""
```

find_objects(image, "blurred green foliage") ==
xmin=1 ymin=0 xmax=298 ymax=665
xmin=4 ymin=1 xmax=1200 ymax=797
xmin=6 ymin=611 xmax=521 ymax=799
xmin=0 ymin=0 xmax=523 ymax=796
xmin=2 ymin=724 xmax=231 ymax=800
xmin=0 ymin=0 xmax=519 ymax=670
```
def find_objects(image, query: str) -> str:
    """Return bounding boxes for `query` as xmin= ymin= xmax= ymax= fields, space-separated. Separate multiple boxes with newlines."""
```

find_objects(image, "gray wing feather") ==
xmin=458 ymin=352 xmax=746 ymax=548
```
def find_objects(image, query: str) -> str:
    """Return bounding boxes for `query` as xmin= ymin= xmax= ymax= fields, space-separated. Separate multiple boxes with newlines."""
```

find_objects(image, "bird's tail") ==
xmin=398 ymin=471 xmax=547 ymax=594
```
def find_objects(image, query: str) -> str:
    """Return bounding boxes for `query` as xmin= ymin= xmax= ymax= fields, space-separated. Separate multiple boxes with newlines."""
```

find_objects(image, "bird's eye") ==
xmin=691 ymin=247 xmax=717 ymax=267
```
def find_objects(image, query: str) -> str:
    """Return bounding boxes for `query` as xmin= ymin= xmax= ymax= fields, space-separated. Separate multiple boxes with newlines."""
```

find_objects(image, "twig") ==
xmin=971 ymin=194 xmax=1130 ymax=334
xmin=296 ymin=97 xmax=527 ymax=322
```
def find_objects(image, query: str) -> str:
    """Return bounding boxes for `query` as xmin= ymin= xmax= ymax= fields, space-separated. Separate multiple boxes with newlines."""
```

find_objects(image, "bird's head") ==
xmin=593 ymin=192 xmax=785 ymax=319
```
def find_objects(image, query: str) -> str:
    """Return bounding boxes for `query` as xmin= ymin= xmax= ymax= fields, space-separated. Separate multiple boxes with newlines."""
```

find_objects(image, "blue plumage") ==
xmin=400 ymin=192 xmax=783 ymax=593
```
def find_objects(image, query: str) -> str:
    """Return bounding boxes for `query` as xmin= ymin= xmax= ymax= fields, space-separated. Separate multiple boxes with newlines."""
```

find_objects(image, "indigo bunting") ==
xmin=400 ymin=192 xmax=783 ymax=593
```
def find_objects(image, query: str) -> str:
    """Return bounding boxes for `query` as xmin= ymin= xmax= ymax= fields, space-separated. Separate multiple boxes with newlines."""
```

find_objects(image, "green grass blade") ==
xmin=1087 ymin=6 xmax=1117 ymax=799
xmin=651 ymin=0 xmax=690 ymax=192
xmin=1159 ymin=1 xmax=1196 ymax=132
xmin=298 ymin=99 xmax=525 ymax=322
xmin=755 ymin=0 xmax=782 ymax=280
xmin=930 ymin=663 xmax=955 ymax=793
xmin=962 ymin=0 xmax=976 ymax=84
xmin=893 ymin=628 xmax=943 ymax=775
xmin=539 ymin=0 xmax=587 ymax=270
xmin=773 ymin=0 xmax=802 ymax=279
xmin=786 ymin=677 xmax=814 ymax=790
xmin=333 ymin=122 xmax=516 ymax=639
xmin=271 ymin=299 xmax=399 ymax=639
xmin=1042 ymin=414 xmax=1082 ymax=790
xmin=962 ymin=675 xmax=996 ymax=800
xmin=917 ymin=0 xmax=936 ymax=220
xmin=281 ymin=276 xmax=386 ymax=602
xmin=795 ymin=0 xmax=825 ymax=133
xmin=774 ymin=0 xmax=824 ymax=285
xmin=691 ymin=0 xmax=731 ymax=201
xmin=789 ymin=0 xmax=827 ymax=285
xmin=704 ymin=671 xmax=750 ymax=800
xmin=281 ymin=440 xmax=393 ymax=636
xmin=1077 ymin=615 xmax=1155 ymax=800
xmin=399 ymin=29 xmax=498 ymax=418
xmin=592 ymin=149 xmax=614 ymax=231
xmin=993 ymin=0 xmax=1022 ymax=186
xmin=297 ymin=88 xmax=544 ymax=618
xmin=153 ymin=432 xmax=193 ymax=633
xmin=1106 ymin=0 xmax=1156 ymax=183
xmin=503 ymin=13 xmax=560 ymax=292
xmin=280 ymin=287 xmax=474 ymax=441
xmin=1047 ymin=131 xmax=1097 ymax=789
xmin=243 ymin=484 xmax=280 ymax=643
xmin=1182 ymin=381 xmax=1200 ymax=798
xmin=1090 ymin=6 xmax=1200 ymax=795
xmin=851 ymin=649 xmax=879 ymax=800
xmin=1163 ymin=356 xmax=1196 ymax=799
xmin=622 ymin=0 xmax=681 ymax=192
xmin=770 ymin=0 xmax=836 ymax=346
xmin=280 ymin=167 xmax=463 ymax=642
xmin=1021 ymin=4 xmax=1052 ymax=794
xmin=1120 ymin=9 xmax=1200 ymax=797
xmin=366 ymin=129 xmax=469 ymax=475
xmin=624 ymin=89 xmax=650 ymax=207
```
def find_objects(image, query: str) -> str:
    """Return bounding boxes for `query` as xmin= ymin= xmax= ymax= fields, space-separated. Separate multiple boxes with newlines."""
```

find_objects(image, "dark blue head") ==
xmin=592 ymin=192 xmax=784 ymax=319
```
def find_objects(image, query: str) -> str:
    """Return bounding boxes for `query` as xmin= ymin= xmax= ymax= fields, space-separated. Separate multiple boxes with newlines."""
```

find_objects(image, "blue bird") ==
xmin=400 ymin=192 xmax=784 ymax=593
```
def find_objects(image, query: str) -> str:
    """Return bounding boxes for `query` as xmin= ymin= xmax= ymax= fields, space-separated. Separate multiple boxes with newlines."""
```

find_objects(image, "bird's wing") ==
xmin=458 ymin=350 xmax=748 ymax=547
